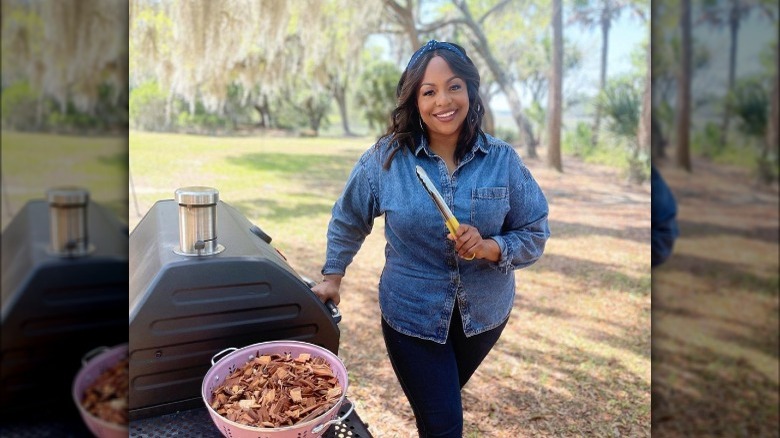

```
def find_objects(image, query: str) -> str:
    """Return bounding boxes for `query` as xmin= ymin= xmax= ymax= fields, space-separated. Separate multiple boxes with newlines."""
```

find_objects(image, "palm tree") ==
xmin=547 ymin=0 xmax=564 ymax=171
xmin=597 ymin=79 xmax=646 ymax=183
xmin=569 ymin=0 xmax=645 ymax=148
xmin=726 ymin=78 xmax=775 ymax=183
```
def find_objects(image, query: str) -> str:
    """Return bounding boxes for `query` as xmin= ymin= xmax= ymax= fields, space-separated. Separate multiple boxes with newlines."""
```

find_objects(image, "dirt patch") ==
xmin=651 ymin=158 xmax=779 ymax=438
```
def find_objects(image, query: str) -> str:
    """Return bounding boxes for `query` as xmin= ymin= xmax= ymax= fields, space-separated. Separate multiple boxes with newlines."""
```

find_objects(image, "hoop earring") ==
xmin=419 ymin=117 xmax=424 ymax=130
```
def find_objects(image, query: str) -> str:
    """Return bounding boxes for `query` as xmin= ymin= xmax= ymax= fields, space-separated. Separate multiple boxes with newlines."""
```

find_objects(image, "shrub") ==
xmin=354 ymin=62 xmax=400 ymax=134
xmin=692 ymin=122 xmax=722 ymax=158
xmin=1 ymin=81 xmax=40 ymax=130
xmin=562 ymin=122 xmax=594 ymax=157
xmin=129 ymin=82 xmax=168 ymax=131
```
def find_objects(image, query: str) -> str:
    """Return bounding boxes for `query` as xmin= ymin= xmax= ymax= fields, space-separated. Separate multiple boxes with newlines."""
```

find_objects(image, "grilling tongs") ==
xmin=415 ymin=165 xmax=460 ymax=237
xmin=415 ymin=165 xmax=475 ymax=260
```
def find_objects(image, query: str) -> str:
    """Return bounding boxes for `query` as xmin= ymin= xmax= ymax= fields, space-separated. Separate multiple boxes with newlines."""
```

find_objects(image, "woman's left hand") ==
xmin=448 ymin=224 xmax=500 ymax=262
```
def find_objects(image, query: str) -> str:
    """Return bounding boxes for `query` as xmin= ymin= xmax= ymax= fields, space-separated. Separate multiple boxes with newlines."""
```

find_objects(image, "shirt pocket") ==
xmin=470 ymin=187 xmax=509 ymax=236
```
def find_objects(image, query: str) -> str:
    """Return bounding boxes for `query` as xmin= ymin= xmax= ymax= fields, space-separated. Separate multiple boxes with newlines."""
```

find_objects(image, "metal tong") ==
xmin=415 ymin=165 xmax=474 ymax=260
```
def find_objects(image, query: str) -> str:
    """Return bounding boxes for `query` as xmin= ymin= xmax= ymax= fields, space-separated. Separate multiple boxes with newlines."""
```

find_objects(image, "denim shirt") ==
xmin=322 ymin=133 xmax=550 ymax=344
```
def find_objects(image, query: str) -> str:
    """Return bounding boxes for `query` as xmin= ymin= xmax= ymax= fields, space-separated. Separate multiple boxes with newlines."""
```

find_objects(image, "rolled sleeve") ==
xmin=489 ymin=234 xmax=511 ymax=274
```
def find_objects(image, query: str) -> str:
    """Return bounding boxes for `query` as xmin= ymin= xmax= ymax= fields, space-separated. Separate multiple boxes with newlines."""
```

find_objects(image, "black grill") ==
xmin=0 ymin=198 xmax=128 ymax=420
xmin=129 ymin=198 xmax=341 ymax=419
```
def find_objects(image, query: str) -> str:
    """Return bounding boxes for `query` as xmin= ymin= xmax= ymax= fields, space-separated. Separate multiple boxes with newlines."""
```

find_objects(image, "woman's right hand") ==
xmin=310 ymin=274 xmax=343 ymax=305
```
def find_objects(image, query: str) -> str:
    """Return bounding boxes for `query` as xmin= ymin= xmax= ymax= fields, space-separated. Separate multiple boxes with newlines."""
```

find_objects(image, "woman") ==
xmin=311 ymin=40 xmax=550 ymax=437
xmin=651 ymin=165 xmax=678 ymax=267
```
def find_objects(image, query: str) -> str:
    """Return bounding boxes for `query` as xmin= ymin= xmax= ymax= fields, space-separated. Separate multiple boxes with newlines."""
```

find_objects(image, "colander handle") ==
xmin=81 ymin=346 xmax=109 ymax=366
xmin=311 ymin=400 xmax=355 ymax=434
xmin=211 ymin=348 xmax=238 ymax=366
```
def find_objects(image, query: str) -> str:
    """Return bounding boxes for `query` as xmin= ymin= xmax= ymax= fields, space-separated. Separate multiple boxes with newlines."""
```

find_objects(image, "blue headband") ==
xmin=405 ymin=40 xmax=468 ymax=71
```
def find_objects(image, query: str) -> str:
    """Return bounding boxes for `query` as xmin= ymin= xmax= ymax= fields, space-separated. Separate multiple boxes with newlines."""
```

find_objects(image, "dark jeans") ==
xmin=381 ymin=305 xmax=509 ymax=437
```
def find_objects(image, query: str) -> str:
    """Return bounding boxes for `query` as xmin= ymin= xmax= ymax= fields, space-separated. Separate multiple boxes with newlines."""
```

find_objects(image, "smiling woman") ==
xmin=310 ymin=40 xmax=550 ymax=437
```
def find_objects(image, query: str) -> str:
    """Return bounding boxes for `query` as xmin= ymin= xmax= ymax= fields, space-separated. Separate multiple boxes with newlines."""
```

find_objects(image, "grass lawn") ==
xmin=1 ymin=131 xmax=128 ymax=230
xmin=129 ymin=131 xmax=370 ymax=254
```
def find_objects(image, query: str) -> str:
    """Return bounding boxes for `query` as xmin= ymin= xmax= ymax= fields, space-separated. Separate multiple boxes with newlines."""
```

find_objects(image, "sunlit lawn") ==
xmin=1 ymin=131 xmax=128 ymax=230
xmin=129 ymin=131 xmax=373 ymax=255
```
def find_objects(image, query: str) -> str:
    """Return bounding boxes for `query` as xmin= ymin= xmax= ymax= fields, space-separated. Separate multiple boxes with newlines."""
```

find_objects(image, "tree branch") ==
xmin=383 ymin=0 xmax=406 ymax=17
xmin=478 ymin=0 xmax=514 ymax=25
xmin=418 ymin=18 xmax=466 ymax=33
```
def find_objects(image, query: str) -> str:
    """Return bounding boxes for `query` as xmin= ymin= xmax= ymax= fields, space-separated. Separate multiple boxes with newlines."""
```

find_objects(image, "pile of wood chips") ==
xmin=211 ymin=352 xmax=343 ymax=428
xmin=81 ymin=357 xmax=129 ymax=425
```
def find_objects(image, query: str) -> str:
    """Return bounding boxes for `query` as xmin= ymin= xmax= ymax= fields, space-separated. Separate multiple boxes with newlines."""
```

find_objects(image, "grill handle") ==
xmin=325 ymin=300 xmax=341 ymax=324
xmin=301 ymin=275 xmax=342 ymax=324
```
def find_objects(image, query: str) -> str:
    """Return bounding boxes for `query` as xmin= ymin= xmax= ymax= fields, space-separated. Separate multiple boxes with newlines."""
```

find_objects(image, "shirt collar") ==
xmin=413 ymin=133 xmax=490 ymax=157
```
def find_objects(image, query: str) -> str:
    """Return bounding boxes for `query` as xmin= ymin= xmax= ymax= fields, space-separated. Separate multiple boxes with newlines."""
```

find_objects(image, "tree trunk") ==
xmin=768 ymin=43 xmax=779 ymax=163
xmin=592 ymin=8 xmax=610 ymax=148
xmin=650 ymin=0 xmax=665 ymax=161
xmin=761 ymin=42 xmax=779 ymax=184
xmin=631 ymin=40 xmax=652 ymax=184
xmin=332 ymin=79 xmax=354 ymax=136
xmin=675 ymin=0 xmax=692 ymax=172
xmin=165 ymin=86 xmax=175 ymax=129
xmin=384 ymin=0 xmax=420 ymax=50
xmin=254 ymin=94 xmax=271 ymax=128
xmin=505 ymin=89 xmax=537 ymax=157
xmin=547 ymin=0 xmax=563 ymax=172
xmin=252 ymin=103 xmax=267 ymax=128
xmin=262 ymin=94 xmax=271 ymax=128
xmin=479 ymin=89 xmax=495 ymax=135
xmin=36 ymin=95 xmax=44 ymax=128
xmin=719 ymin=1 xmax=740 ymax=148
xmin=453 ymin=0 xmax=537 ymax=157
xmin=305 ymin=98 xmax=320 ymax=135
xmin=638 ymin=34 xmax=651 ymax=157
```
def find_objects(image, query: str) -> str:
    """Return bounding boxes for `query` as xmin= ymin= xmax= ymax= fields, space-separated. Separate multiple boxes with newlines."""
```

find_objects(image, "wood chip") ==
xmin=210 ymin=352 xmax=342 ymax=428
xmin=81 ymin=357 xmax=129 ymax=426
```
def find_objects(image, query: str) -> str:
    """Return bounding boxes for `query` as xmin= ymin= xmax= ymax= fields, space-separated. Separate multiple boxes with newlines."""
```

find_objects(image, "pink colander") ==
xmin=71 ymin=344 xmax=129 ymax=438
xmin=202 ymin=340 xmax=353 ymax=438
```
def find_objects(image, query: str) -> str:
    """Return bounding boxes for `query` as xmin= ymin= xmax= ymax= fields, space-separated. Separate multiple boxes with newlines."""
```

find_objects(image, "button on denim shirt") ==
xmin=322 ymin=133 xmax=550 ymax=344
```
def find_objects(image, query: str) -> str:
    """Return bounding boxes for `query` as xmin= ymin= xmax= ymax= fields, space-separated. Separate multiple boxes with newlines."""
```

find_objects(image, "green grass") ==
xmin=1 ymin=131 xmax=128 ymax=229
xmin=128 ymin=131 xmax=373 ymax=252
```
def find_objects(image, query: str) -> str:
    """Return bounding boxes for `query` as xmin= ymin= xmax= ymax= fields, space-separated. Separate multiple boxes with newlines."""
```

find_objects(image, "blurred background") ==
xmin=1 ymin=0 xmax=129 ymax=228
xmin=1 ymin=0 xmax=129 ymax=435
xmin=651 ymin=0 xmax=779 ymax=436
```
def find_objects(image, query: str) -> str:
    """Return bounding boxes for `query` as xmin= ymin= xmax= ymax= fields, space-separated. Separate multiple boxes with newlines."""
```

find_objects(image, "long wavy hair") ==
xmin=380 ymin=43 xmax=486 ymax=170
